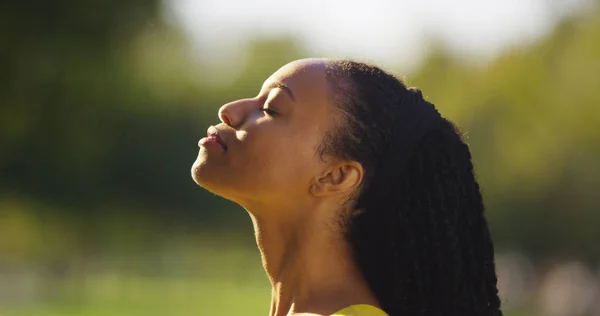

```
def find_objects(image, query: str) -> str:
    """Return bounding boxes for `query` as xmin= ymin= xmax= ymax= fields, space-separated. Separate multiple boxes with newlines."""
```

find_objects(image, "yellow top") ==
xmin=331 ymin=304 xmax=389 ymax=316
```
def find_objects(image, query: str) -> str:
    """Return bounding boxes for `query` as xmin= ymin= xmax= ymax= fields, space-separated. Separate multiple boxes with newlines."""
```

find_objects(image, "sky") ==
xmin=167 ymin=0 xmax=593 ymax=70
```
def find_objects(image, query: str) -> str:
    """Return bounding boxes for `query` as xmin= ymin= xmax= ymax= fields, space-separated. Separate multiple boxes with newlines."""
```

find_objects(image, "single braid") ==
xmin=464 ymin=143 xmax=503 ymax=314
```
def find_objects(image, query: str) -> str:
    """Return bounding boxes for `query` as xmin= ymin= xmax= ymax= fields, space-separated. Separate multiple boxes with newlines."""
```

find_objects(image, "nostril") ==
xmin=218 ymin=109 xmax=231 ymax=126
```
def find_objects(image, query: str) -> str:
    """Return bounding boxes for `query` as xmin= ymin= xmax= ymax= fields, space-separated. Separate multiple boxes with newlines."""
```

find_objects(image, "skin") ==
xmin=191 ymin=58 xmax=380 ymax=316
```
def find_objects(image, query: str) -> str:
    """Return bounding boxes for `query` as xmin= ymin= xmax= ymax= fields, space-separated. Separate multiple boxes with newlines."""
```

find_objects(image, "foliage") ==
xmin=0 ymin=1 xmax=598 ymax=265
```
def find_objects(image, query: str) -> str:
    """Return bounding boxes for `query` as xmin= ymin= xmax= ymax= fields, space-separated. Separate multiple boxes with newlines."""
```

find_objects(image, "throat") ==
xmin=249 ymin=212 xmax=380 ymax=316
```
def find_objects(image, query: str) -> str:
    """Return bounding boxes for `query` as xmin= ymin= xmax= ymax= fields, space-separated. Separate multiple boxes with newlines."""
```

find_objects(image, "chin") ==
xmin=190 ymin=156 xmax=254 ymax=207
xmin=191 ymin=158 xmax=230 ymax=197
xmin=191 ymin=158 xmax=209 ymax=186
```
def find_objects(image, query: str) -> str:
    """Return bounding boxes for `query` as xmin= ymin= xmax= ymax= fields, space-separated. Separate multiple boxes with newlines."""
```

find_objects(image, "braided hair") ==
xmin=322 ymin=60 xmax=502 ymax=316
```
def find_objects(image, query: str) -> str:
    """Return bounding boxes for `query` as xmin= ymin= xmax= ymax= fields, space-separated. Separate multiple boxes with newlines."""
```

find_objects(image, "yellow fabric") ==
xmin=331 ymin=304 xmax=389 ymax=316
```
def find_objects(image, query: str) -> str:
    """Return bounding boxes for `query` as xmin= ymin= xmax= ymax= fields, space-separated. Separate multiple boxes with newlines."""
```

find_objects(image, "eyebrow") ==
xmin=266 ymin=81 xmax=296 ymax=102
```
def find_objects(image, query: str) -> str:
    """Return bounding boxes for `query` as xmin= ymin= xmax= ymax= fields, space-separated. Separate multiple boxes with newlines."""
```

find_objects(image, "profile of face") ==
xmin=191 ymin=59 xmax=363 ymax=215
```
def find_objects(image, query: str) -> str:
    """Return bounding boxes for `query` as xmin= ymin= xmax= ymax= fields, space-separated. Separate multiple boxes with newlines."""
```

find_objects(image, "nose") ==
xmin=218 ymin=98 xmax=255 ymax=128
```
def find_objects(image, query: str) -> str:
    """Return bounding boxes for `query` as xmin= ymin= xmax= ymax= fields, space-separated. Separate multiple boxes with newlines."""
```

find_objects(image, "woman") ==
xmin=191 ymin=59 xmax=503 ymax=316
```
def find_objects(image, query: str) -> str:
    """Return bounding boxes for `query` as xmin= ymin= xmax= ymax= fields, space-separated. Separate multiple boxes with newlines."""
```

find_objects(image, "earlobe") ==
xmin=310 ymin=162 xmax=363 ymax=197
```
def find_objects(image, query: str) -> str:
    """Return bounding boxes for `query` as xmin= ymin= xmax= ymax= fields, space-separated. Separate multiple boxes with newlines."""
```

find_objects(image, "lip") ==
xmin=199 ymin=126 xmax=227 ymax=150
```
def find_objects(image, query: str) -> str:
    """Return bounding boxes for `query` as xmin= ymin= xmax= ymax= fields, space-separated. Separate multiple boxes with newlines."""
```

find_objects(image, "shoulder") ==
xmin=331 ymin=304 xmax=389 ymax=316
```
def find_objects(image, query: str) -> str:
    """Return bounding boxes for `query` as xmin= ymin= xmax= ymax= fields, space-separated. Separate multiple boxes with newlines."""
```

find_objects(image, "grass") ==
xmin=0 ymin=244 xmax=538 ymax=316
xmin=0 ymin=274 xmax=538 ymax=316
xmin=0 ymin=274 xmax=270 ymax=316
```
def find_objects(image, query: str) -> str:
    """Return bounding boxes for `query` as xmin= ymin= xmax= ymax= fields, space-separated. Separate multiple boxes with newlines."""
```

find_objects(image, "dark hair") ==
xmin=323 ymin=60 xmax=502 ymax=316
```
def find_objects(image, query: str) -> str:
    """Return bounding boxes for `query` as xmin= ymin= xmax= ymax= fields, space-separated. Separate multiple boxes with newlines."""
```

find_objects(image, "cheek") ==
xmin=235 ymin=128 xmax=320 ymax=195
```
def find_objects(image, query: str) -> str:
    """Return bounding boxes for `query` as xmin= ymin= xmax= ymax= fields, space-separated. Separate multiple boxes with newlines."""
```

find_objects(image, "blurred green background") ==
xmin=1 ymin=1 xmax=599 ymax=315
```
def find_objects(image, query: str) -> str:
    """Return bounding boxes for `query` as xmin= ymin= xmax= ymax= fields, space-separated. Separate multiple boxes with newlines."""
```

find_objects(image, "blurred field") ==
xmin=0 ymin=237 xmax=270 ymax=316
xmin=1 ymin=274 xmax=268 ymax=316
xmin=0 ymin=245 xmax=540 ymax=316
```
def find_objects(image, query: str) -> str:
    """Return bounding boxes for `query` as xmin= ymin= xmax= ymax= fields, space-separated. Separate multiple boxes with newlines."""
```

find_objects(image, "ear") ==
xmin=310 ymin=161 xmax=364 ymax=197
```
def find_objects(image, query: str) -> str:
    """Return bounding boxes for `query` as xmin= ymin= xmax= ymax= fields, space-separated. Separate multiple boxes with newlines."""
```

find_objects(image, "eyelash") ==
xmin=262 ymin=107 xmax=277 ymax=116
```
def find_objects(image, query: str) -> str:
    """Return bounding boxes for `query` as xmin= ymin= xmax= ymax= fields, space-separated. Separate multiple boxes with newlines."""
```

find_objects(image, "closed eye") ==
xmin=262 ymin=107 xmax=277 ymax=116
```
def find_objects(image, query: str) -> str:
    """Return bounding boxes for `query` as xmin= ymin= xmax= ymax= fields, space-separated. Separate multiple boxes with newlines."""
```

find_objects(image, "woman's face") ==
xmin=191 ymin=59 xmax=341 ymax=210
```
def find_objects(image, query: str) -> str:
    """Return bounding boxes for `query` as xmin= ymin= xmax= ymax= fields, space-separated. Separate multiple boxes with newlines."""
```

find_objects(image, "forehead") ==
xmin=263 ymin=59 xmax=331 ymax=107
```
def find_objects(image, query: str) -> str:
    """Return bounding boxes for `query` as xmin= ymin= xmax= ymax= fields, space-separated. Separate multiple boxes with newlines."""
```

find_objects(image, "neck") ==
xmin=245 ymin=202 xmax=379 ymax=316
